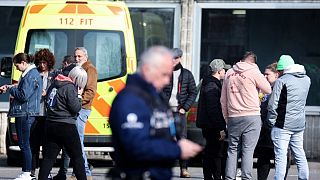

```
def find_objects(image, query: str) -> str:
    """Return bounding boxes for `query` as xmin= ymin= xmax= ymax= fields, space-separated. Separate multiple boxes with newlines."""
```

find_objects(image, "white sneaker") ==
xmin=14 ymin=172 xmax=36 ymax=180
xmin=236 ymin=169 xmax=242 ymax=180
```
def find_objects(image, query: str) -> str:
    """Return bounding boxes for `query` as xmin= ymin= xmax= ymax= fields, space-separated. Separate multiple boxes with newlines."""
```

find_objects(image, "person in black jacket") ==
xmin=38 ymin=66 xmax=87 ymax=180
xmin=162 ymin=48 xmax=197 ymax=178
xmin=196 ymin=59 xmax=230 ymax=180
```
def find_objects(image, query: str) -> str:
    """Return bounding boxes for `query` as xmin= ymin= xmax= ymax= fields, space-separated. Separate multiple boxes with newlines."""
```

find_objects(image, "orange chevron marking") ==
xmin=85 ymin=120 xmax=99 ymax=134
xmin=78 ymin=5 xmax=94 ymax=14
xmin=93 ymin=92 xmax=110 ymax=117
xmin=59 ymin=5 xmax=76 ymax=13
xmin=107 ymin=6 xmax=123 ymax=15
xmin=30 ymin=5 xmax=47 ymax=14
xmin=108 ymin=80 xmax=125 ymax=93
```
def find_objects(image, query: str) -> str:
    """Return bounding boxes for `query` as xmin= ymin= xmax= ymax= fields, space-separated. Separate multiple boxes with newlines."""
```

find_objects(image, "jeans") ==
xmin=15 ymin=116 xmax=35 ymax=172
xmin=173 ymin=112 xmax=188 ymax=170
xmin=38 ymin=121 xmax=86 ymax=180
xmin=30 ymin=116 xmax=46 ymax=173
xmin=271 ymin=127 xmax=309 ymax=180
xmin=225 ymin=115 xmax=261 ymax=180
xmin=76 ymin=109 xmax=92 ymax=176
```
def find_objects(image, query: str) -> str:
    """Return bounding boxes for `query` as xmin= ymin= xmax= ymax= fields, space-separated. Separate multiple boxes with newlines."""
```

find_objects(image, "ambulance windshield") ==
xmin=25 ymin=29 xmax=126 ymax=81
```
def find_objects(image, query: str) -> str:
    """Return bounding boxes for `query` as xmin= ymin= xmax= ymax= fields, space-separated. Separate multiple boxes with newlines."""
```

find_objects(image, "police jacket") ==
xmin=8 ymin=64 xmax=42 ymax=117
xmin=268 ymin=64 xmax=310 ymax=132
xmin=110 ymin=74 xmax=181 ymax=180
xmin=162 ymin=63 xmax=197 ymax=111
xmin=196 ymin=75 xmax=226 ymax=131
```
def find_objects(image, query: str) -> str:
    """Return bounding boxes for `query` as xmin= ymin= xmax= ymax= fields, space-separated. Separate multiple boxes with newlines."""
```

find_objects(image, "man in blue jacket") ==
xmin=109 ymin=46 xmax=202 ymax=180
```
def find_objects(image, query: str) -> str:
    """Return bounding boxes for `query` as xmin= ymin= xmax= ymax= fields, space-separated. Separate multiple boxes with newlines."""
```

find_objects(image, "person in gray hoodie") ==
xmin=268 ymin=55 xmax=310 ymax=180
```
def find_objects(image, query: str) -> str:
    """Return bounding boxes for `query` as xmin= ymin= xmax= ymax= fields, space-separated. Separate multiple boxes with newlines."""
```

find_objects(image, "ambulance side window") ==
xmin=84 ymin=31 xmax=125 ymax=81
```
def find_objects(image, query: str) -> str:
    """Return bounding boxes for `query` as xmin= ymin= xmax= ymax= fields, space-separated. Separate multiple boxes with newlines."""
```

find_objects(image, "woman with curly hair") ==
xmin=31 ymin=48 xmax=56 ymax=178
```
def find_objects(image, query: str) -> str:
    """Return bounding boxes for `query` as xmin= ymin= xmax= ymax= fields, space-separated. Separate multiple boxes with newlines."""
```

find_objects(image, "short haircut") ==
xmin=34 ymin=48 xmax=56 ymax=71
xmin=13 ymin=53 xmax=34 ymax=64
xmin=63 ymin=55 xmax=75 ymax=64
xmin=266 ymin=62 xmax=278 ymax=73
xmin=241 ymin=51 xmax=257 ymax=63
xmin=74 ymin=47 xmax=88 ymax=58
xmin=138 ymin=46 xmax=172 ymax=72
xmin=68 ymin=66 xmax=87 ymax=89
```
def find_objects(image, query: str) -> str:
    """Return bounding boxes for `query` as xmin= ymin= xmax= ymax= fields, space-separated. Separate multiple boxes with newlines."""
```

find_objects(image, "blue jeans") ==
xmin=271 ymin=127 xmax=309 ymax=180
xmin=15 ymin=116 xmax=35 ymax=172
xmin=76 ymin=108 xmax=92 ymax=176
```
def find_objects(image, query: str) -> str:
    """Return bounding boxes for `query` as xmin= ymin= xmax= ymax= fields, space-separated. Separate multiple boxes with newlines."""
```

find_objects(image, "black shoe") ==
xmin=52 ymin=174 xmax=66 ymax=180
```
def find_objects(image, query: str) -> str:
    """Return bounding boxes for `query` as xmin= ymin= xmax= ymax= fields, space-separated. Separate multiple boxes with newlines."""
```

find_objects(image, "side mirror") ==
xmin=0 ymin=57 xmax=12 ymax=78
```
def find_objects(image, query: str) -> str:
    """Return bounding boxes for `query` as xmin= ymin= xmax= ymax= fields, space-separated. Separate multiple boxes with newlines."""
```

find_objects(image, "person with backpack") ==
xmin=38 ymin=66 xmax=87 ymax=180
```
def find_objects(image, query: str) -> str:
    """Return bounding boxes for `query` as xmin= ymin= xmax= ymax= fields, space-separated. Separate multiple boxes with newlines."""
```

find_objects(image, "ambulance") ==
xmin=6 ymin=0 xmax=136 ymax=164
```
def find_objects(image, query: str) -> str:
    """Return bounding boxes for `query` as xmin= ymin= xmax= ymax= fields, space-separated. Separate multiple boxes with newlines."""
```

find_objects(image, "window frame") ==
xmin=127 ymin=2 xmax=181 ymax=52
xmin=193 ymin=2 xmax=320 ymax=110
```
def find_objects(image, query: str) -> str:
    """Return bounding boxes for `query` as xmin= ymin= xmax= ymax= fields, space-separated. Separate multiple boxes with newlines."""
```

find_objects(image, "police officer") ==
xmin=109 ymin=46 xmax=202 ymax=180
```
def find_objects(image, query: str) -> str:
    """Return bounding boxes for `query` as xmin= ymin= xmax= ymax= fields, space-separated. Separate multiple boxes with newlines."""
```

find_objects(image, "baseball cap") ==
xmin=277 ymin=55 xmax=295 ymax=70
xmin=171 ymin=48 xmax=183 ymax=59
xmin=209 ymin=59 xmax=231 ymax=72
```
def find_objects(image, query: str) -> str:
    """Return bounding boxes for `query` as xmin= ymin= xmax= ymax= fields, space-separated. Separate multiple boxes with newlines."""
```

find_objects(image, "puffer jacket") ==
xmin=196 ymin=75 xmax=226 ymax=131
xmin=162 ymin=63 xmax=197 ymax=111
xmin=267 ymin=64 xmax=311 ymax=132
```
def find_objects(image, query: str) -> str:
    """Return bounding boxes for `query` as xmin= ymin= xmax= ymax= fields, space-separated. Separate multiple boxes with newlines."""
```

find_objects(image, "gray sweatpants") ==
xmin=225 ymin=115 xmax=262 ymax=180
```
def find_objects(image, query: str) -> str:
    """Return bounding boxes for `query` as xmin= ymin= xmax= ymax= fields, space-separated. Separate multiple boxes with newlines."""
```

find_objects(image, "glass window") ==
xmin=26 ymin=30 xmax=126 ymax=81
xmin=84 ymin=32 xmax=123 ymax=80
xmin=0 ymin=6 xmax=23 ymax=103
xmin=129 ymin=8 xmax=175 ymax=59
xmin=201 ymin=9 xmax=320 ymax=106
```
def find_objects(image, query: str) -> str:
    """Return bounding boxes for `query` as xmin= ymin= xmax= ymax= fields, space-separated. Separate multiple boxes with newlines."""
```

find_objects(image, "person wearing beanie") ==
xmin=221 ymin=51 xmax=271 ymax=180
xmin=196 ymin=59 xmax=230 ymax=180
xmin=162 ymin=48 xmax=197 ymax=178
xmin=268 ymin=56 xmax=310 ymax=180
xmin=277 ymin=55 xmax=295 ymax=78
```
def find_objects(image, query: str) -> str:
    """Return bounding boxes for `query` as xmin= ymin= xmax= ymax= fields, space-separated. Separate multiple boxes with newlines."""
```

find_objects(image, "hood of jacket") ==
xmin=284 ymin=64 xmax=306 ymax=77
xmin=53 ymin=74 xmax=74 ymax=88
xmin=232 ymin=61 xmax=259 ymax=73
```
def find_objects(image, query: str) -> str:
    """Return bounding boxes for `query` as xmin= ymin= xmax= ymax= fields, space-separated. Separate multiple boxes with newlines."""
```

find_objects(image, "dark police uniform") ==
xmin=109 ymin=74 xmax=181 ymax=180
